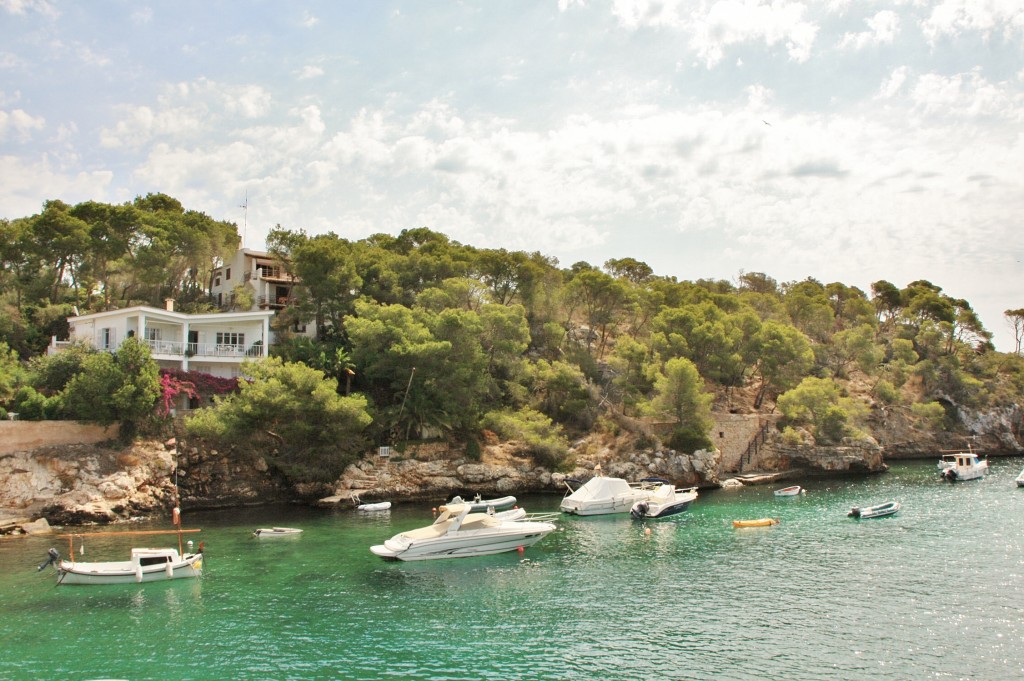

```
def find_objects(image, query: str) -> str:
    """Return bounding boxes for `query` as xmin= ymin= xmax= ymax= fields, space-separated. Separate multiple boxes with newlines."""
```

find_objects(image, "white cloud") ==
xmin=0 ymin=154 xmax=112 ymax=216
xmin=922 ymin=0 xmax=1024 ymax=42
xmin=299 ymin=10 xmax=319 ymax=28
xmin=0 ymin=108 xmax=44 ymax=141
xmin=0 ymin=0 xmax=58 ymax=19
xmin=297 ymin=65 xmax=324 ymax=80
xmin=838 ymin=10 xmax=900 ymax=50
xmin=878 ymin=66 xmax=910 ymax=99
xmin=909 ymin=68 xmax=1024 ymax=120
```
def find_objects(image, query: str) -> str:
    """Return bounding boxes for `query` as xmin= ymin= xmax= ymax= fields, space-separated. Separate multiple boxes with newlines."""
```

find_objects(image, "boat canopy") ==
xmin=565 ymin=477 xmax=634 ymax=501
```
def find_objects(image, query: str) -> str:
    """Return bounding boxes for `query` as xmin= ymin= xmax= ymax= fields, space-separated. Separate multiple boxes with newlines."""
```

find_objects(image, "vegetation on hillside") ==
xmin=3 ymin=195 xmax=1024 ymax=484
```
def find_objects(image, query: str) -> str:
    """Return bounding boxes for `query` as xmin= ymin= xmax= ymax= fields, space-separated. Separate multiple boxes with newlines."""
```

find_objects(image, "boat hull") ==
xmin=848 ymin=502 xmax=900 ymax=519
xmin=253 ymin=527 xmax=302 ymax=537
xmin=370 ymin=523 xmax=555 ymax=561
xmin=58 ymin=554 xmax=203 ymax=585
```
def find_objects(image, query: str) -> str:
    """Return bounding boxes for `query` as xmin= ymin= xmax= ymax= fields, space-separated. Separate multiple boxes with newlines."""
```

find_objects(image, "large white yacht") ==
xmin=369 ymin=504 xmax=555 ymax=561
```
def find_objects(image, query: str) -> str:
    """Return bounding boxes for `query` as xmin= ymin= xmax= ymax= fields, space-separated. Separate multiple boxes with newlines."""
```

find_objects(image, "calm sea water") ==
xmin=2 ymin=458 xmax=1024 ymax=681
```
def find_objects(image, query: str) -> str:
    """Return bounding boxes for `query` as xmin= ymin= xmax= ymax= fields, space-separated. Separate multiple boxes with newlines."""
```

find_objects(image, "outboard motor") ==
xmin=37 ymin=548 xmax=60 ymax=572
xmin=631 ymin=502 xmax=649 ymax=520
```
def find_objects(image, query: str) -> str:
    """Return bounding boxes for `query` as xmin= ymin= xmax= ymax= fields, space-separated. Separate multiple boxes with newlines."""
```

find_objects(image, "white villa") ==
xmin=51 ymin=300 xmax=275 ymax=379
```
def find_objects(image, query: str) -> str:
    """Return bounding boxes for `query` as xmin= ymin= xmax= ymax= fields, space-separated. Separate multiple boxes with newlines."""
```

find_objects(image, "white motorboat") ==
xmin=629 ymin=484 xmax=698 ymax=519
xmin=940 ymin=450 xmax=988 ymax=482
xmin=370 ymin=503 xmax=556 ymax=561
xmin=937 ymin=454 xmax=957 ymax=471
xmin=774 ymin=485 xmax=804 ymax=497
xmin=560 ymin=476 xmax=666 ymax=516
xmin=848 ymin=501 xmax=900 ymax=519
xmin=1016 ymin=468 xmax=1024 ymax=487
xmin=253 ymin=527 xmax=303 ymax=537
xmin=357 ymin=501 xmax=392 ymax=512
xmin=447 ymin=494 xmax=517 ymax=512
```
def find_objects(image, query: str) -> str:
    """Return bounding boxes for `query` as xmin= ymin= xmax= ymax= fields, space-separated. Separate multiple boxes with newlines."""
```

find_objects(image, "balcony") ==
xmin=257 ymin=295 xmax=295 ymax=310
xmin=145 ymin=339 xmax=264 ymax=359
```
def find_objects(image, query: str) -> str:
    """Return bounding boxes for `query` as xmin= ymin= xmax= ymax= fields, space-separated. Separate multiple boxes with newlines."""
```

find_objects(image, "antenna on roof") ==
xmin=239 ymin=190 xmax=249 ymax=248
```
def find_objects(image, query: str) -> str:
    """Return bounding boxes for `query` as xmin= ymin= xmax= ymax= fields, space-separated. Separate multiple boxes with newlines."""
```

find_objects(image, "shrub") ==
xmin=911 ymin=401 xmax=947 ymax=431
xmin=13 ymin=386 xmax=47 ymax=420
xmin=666 ymin=426 xmax=713 ymax=454
xmin=481 ymin=407 xmax=570 ymax=471
xmin=781 ymin=426 xmax=803 ymax=446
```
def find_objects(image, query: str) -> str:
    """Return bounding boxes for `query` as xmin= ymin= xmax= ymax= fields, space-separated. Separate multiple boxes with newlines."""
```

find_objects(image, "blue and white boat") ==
xmin=629 ymin=484 xmax=698 ymax=520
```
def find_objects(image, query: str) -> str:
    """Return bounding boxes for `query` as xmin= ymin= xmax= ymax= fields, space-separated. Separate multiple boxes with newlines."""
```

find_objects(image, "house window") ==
xmin=226 ymin=267 xmax=231 ymax=280
xmin=100 ymin=328 xmax=113 ymax=350
xmin=214 ymin=276 xmax=221 ymax=287
xmin=145 ymin=327 xmax=162 ymax=341
xmin=216 ymin=332 xmax=245 ymax=347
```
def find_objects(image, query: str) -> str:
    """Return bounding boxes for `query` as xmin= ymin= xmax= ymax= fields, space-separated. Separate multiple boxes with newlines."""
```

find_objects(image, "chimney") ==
xmin=165 ymin=298 xmax=175 ymax=312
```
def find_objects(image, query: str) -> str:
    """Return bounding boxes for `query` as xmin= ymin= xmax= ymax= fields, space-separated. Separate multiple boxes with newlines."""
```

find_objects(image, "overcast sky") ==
xmin=2 ymin=1 xmax=1022 ymax=349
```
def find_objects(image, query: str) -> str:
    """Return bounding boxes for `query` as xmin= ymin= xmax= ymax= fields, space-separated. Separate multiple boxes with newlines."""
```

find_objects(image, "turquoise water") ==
xmin=2 ymin=458 xmax=1024 ymax=680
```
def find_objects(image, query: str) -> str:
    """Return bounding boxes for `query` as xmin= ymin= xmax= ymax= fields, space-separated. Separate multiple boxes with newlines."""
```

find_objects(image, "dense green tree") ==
xmin=185 ymin=358 xmax=372 ymax=483
xmin=62 ymin=337 xmax=160 ymax=433
xmin=646 ymin=357 xmax=714 ymax=452
xmin=750 ymin=320 xmax=814 ymax=408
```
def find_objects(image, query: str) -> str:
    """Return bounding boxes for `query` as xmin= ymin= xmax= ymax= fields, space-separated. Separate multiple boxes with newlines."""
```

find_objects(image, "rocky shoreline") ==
xmin=2 ymin=398 xmax=1021 ymax=532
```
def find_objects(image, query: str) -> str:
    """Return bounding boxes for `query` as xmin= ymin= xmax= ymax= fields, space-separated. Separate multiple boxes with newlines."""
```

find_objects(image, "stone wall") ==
xmin=0 ymin=421 xmax=120 ymax=456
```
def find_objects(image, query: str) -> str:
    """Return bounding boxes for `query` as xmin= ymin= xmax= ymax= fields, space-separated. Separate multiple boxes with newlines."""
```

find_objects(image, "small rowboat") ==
xmin=773 ymin=486 xmax=803 ymax=497
xmin=848 ymin=501 xmax=899 ymax=519
xmin=253 ymin=527 xmax=303 ymax=538
xmin=357 ymin=501 xmax=392 ymax=512
xmin=732 ymin=518 xmax=779 ymax=528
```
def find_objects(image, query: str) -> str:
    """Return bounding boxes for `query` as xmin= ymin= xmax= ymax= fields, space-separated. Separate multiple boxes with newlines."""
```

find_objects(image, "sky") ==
xmin=2 ymin=0 xmax=1023 ymax=350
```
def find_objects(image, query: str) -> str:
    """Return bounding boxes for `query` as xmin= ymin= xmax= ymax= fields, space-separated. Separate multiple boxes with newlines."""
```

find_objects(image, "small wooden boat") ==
xmin=774 ymin=485 xmax=803 ymax=497
xmin=732 ymin=518 xmax=779 ymax=528
xmin=357 ymin=501 xmax=392 ymax=512
xmin=253 ymin=527 xmax=303 ymax=537
xmin=39 ymin=508 xmax=203 ymax=585
xmin=848 ymin=501 xmax=900 ymax=519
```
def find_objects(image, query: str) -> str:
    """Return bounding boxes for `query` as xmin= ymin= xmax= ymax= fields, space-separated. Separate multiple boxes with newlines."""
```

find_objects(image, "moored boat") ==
xmin=1016 ymin=468 xmax=1024 ymax=487
xmin=357 ymin=501 xmax=392 ymax=512
xmin=848 ymin=501 xmax=900 ymax=519
xmin=39 ymin=508 xmax=204 ymax=586
xmin=253 ymin=527 xmax=303 ymax=537
xmin=774 ymin=485 xmax=803 ymax=497
xmin=630 ymin=484 xmax=698 ymax=519
xmin=939 ymin=450 xmax=988 ymax=482
xmin=447 ymin=494 xmax=517 ymax=512
xmin=370 ymin=503 xmax=556 ymax=561
xmin=560 ymin=476 xmax=666 ymax=516
xmin=732 ymin=518 xmax=779 ymax=528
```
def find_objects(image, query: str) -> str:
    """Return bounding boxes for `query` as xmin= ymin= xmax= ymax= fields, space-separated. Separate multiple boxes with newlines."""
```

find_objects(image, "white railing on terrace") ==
xmin=142 ymin=339 xmax=264 ymax=358
xmin=50 ymin=337 xmax=266 ymax=359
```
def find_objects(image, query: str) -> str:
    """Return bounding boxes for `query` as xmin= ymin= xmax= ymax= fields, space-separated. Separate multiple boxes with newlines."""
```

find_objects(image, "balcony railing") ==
xmin=143 ymin=339 xmax=264 ymax=358
xmin=257 ymin=295 xmax=295 ymax=309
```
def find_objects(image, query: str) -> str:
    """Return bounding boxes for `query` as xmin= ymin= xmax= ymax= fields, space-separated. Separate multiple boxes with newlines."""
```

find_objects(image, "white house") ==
xmin=211 ymin=248 xmax=292 ymax=310
xmin=50 ymin=300 xmax=275 ymax=379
